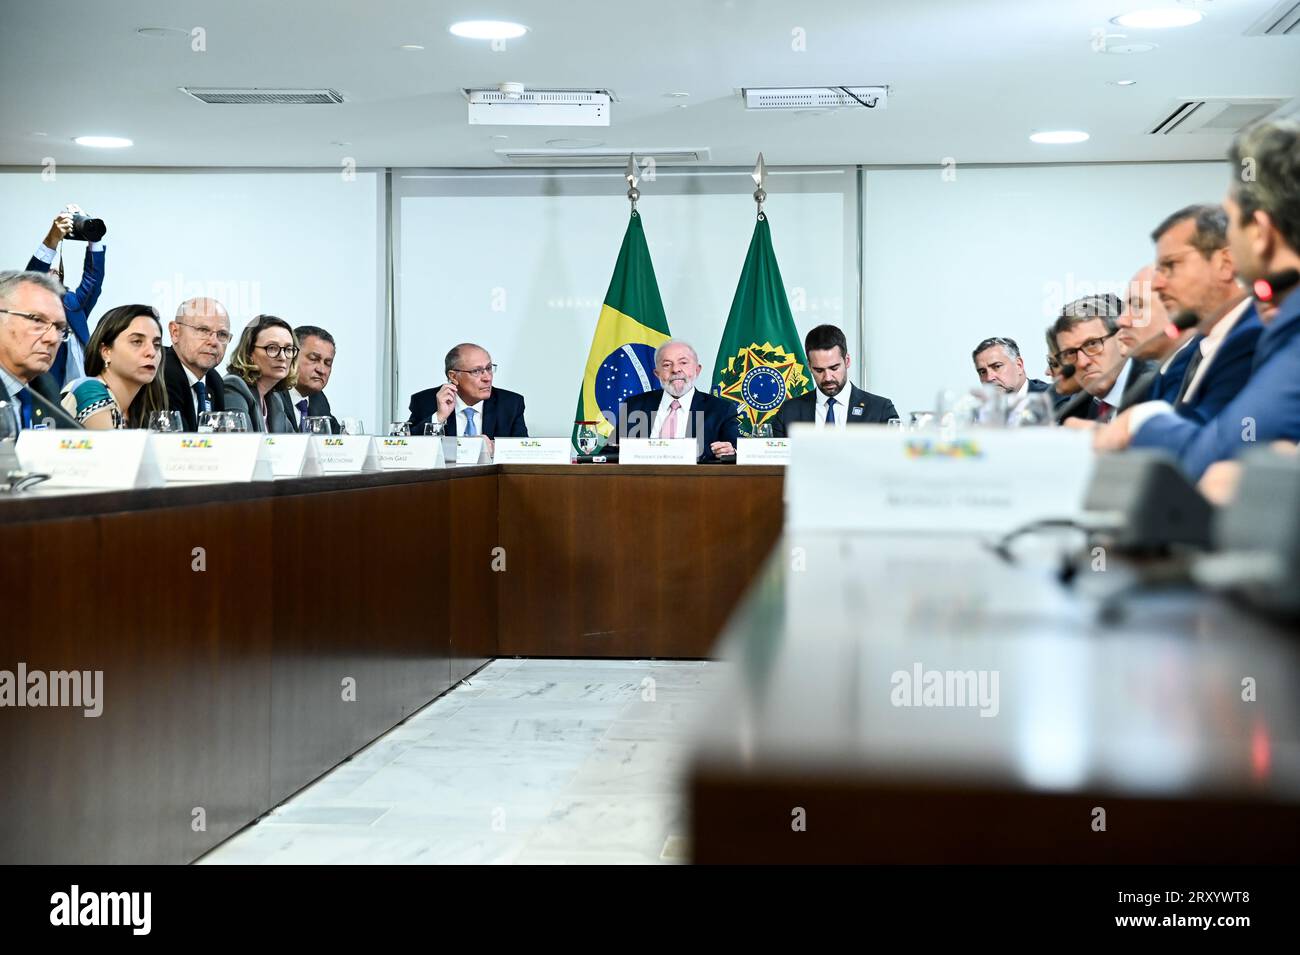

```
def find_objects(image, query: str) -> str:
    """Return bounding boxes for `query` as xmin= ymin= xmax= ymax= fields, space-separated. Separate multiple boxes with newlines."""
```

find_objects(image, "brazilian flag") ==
xmin=711 ymin=214 xmax=811 ymax=433
xmin=572 ymin=211 xmax=671 ymax=449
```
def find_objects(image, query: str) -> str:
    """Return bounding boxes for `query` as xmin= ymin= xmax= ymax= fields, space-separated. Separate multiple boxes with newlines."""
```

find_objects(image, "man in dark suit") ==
xmin=163 ymin=298 xmax=230 ymax=431
xmin=971 ymin=335 xmax=1051 ymax=400
xmin=22 ymin=205 xmax=105 ymax=388
xmin=290 ymin=324 xmax=340 ymax=432
xmin=1114 ymin=264 xmax=1201 ymax=406
xmin=1051 ymin=295 xmax=1155 ymax=424
xmin=771 ymin=324 xmax=897 ymax=436
xmin=615 ymin=339 xmax=739 ymax=462
xmin=407 ymin=343 xmax=527 ymax=446
xmin=0 ymin=270 xmax=82 ymax=429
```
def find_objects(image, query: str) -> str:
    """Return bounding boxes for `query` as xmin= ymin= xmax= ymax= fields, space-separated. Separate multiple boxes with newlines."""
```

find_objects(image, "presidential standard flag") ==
xmin=572 ymin=211 xmax=672 ymax=448
xmin=711 ymin=214 xmax=811 ymax=432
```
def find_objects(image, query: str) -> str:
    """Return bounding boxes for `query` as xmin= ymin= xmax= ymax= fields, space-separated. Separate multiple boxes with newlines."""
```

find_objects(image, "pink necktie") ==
xmin=661 ymin=399 xmax=681 ymax=438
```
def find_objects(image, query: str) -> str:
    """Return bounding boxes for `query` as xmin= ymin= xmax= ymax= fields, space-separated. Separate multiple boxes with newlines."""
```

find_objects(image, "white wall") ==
xmin=0 ymin=168 xmax=386 ymax=429
xmin=860 ymin=162 xmax=1229 ymax=416
xmin=393 ymin=168 xmax=857 ymax=435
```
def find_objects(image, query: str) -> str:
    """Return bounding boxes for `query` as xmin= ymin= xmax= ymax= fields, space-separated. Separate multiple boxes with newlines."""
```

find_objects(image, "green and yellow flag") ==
xmin=711 ymin=215 xmax=811 ymax=432
xmin=572 ymin=211 xmax=671 ymax=449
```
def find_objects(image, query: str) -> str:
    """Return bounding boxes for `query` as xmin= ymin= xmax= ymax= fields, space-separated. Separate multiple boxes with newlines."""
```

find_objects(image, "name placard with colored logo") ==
xmin=493 ymin=437 xmax=572 ymax=465
xmin=376 ymin=436 xmax=444 ymax=470
xmin=312 ymin=435 xmax=382 ymax=472
xmin=454 ymin=436 xmax=491 ymax=465
xmin=619 ymin=438 xmax=698 ymax=466
xmin=736 ymin=437 xmax=791 ymax=465
xmin=17 ymin=430 xmax=164 ymax=489
xmin=785 ymin=426 xmax=1094 ymax=533
xmin=260 ymin=434 xmax=323 ymax=478
xmin=149 ymin=433 xmax=266 ymax=483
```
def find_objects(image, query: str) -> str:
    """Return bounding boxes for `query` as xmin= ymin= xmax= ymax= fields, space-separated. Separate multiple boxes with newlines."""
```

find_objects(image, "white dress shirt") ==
xmin=1180 ymin=296 xmax=1252 ymax=405
xmin=289 ymin=387 xmax=312 ymax=431
xmin=1099 ymin=360 xmax=1134 ymax=415
xmin=652 ymin=387 xmax=695 ymax=438
xmin=181 ymin=361 xmax=206 ymax=421
xmin=454 ymin=394 xmax=486 ymax=436
xmin=815 ymin=386 xmax=850 ymax=429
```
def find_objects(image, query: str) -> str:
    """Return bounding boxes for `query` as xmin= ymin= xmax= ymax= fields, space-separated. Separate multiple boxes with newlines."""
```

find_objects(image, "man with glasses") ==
xmin=0 ymin=270 xmax=82 ymax=429
xmin=163 ymin=297 xmax=231 ymax=431
xmin=1044 ymin=330 xmax=1079 ymax=408
xmin=972 ymin=336 xmax=1051 ymax=398
xmin=1051 ymin=294 xmax=1155 ymax=426
xmin=407 ymin=342 xmax=528 ymax=445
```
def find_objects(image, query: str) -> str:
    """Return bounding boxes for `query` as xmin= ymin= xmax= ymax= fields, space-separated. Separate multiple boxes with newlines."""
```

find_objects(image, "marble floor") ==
xmin=197 ymin=658 xmax=725 ymax=865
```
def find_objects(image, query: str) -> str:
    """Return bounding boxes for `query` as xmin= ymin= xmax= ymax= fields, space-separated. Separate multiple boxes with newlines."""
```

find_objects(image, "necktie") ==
xmin=15 ymin=387 xmax=34 ymax=429
xmin=1174 ymin=347 xmax=1206 ymax=405
xmin=825 ymin=396 xmax=836 ymax=425
xmin=661 ymin=399 xmax=681 ymax=438
xmin=194 ymin=380 xmax=209 ymax=414
xmin=297 ymin=398 xmax=310 ymax=432
xmin=463 ymin=407 xmax=477 ymax=436
xmin=1095 ymin=399 xmax=1114 ymax=423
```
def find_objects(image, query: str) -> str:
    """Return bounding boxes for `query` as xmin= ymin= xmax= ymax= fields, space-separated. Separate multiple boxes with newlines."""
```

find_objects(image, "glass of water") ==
xmin=147 ymin=410 xmax=185 ymax=433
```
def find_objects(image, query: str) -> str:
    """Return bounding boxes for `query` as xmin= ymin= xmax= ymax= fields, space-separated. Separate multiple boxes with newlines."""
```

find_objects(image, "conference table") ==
xmin=687 ymin=529 xmax=1300 ymax=863
xmin=0 ymin=463 xmax=783 ymax=864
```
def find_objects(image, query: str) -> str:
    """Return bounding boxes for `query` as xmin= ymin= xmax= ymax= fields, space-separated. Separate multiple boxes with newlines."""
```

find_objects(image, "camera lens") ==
xmin=69 ymin=213 xmax=107 ymax=242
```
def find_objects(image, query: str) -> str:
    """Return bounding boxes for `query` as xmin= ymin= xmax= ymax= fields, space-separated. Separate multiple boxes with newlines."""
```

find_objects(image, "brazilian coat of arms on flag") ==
xmin=571 ymin=212 xmax=671 ymax=450
xmin=712 ymin=214 xmax=811 ymax=432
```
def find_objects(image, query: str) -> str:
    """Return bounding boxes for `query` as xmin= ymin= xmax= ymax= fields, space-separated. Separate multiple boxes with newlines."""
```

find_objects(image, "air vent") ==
xmin=742 ymin=86 xmax=889 ymax=110
xmin=495 ymin=148 xmax=710 ymax=166
xmin=1246 ymin=1 xmax=1300 ymax=36
xmin=465 ymin=88 xmax=614 ymax=127
xmin=1148 ymin=98 xmax=1288 ymax=135
xmin=178 ymin=87 xmax=345 ymax=105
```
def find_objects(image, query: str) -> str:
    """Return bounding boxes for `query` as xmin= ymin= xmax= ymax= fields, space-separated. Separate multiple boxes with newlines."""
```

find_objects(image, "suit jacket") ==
xmin=222 ymin=375 xmax=297 ymax=433
xmin=1175 ymin=305 xmax=1263 ymax=425
xmin=306 ymin=390 xmax=340 ymax=434
xmin=407 ymin=386 xmax=528 ymax=438
xmin=1132 ymin=290 xmax=1300 ymax=480
xmin=163 ymin=347 xmax=226 ymax=432
xmin=1027 ymin=379 xmax=1052 ymax=395
xmin=614 ymin=388 xmax=740 ymax=463
xmin=1058 ymin=359 xmax=1157 ymax=421
xmin=1139 ymin=336 xmax=1203 ymax=405
xmin=0 ymin=371 xmax=82 ymax=429
xmin=771 ymin=384 xmax=899 ymax=437
xmin=26 ymin=245 xmax=104 ymax=387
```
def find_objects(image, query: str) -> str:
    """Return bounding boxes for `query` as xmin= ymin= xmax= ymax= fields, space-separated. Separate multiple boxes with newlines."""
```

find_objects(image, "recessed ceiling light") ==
xmin=74 ymin=136 xmax=133 ymax=148
xmin=1111 ymin=79 xmax=1139 ymax=86
xmin=398 ymin=44 xmax=425 ymax=51
xmin=1030 ymin=130 xmax=1090 ymax=145
xmin=1103 ymin=41 xmax=1158 ymax=54
xmin=449 ymin=20 xmax=528 ymax=41
xmin=136 ymin=26 xmax=189 ymax=39
xmin=665 ymin=92 xmax=690 ymax=98
xmin=490 ymin=134 xmax=509 ymax=140
xmin=32 ymin=131 xmax=48 ymax=137
xmin=1111 ymin=9 xmax=1203 ymax=28
xmin=331 ymin=140 xmax=352 ymax=147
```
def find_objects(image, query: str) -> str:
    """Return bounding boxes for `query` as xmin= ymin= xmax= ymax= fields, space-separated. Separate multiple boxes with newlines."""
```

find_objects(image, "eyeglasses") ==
xmin=453 ymin=363 xmax=497 ymax=378
xmin=0 ymin=308 xmax=71 ymax=342
xmin=175 ymin=321 xmax=233 ymax=344
xmin=255 ymin=343 xmax=300 ymax=359
xmin=1054 ymin=329 xmax=1118 ymax=366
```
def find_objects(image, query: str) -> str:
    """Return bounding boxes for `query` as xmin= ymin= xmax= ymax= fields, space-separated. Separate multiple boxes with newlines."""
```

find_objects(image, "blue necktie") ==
xmin=826 ymin=396 xmax=836 ymax=425
xmin=15 ymin=387 xmax=34 ymax=429
xmin=297 ymin=398 xmax=310 ymax=432
xmin=194 ymin=380 xmax=209 ymax=413
xmin=463 ymin=408 xmax=477 ymax=436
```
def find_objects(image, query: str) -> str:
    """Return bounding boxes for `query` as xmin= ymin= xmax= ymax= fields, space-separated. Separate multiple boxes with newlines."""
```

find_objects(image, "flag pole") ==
xmin=625 ymin=154 xmax=640 ymax=217
xmin=751 ymin=152 xmax=767 ymax=221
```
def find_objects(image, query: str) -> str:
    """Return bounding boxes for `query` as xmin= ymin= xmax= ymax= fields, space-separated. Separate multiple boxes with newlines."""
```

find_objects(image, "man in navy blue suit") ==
xmin=971 ymin=336 xmax=1051 ymax=400
xmin=615 ymin=339 xmax=739 ymax=462
xmin=1115 ymin=264 xmax=1200 ymax=406
xmin=1097 ymin=119 xmax=1300 ymax=482
xmin=22 ymin=205 xmax=104 ymax=388
xmin=407 ymin=343 xmax=527 ymax=447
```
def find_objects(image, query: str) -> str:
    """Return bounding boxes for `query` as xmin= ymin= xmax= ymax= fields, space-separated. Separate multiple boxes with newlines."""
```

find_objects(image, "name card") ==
xmin=785 ymin=426 xmax=1094 ymax=534
xmin=736 ymin=437 xmax=791 ymax=465
xmin=619 ymin=438 xmax=697 ymax=466
xmin=376 ymin=436 xmax=445 ymax=470
xmin=455 ymin=436 xmax=491 ymax=465
xmin=149 ymin=433 xmax=267 ymax=483
xmin=312 ymin=435 xmax=382 ymax=473
xmin=493 ymin=437 xmax=572 ymax=465
xmin=18 ymin=430 xmax=163 ymax=489
xmin=260 ymin=434 xmax=323 ymax=478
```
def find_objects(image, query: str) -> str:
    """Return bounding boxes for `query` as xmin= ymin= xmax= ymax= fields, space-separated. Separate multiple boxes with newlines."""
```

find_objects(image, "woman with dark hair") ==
xmin=223 ymin=314 xmax=299 ymax=432
xmin=60 ymin=304 xmax=167 ymax=429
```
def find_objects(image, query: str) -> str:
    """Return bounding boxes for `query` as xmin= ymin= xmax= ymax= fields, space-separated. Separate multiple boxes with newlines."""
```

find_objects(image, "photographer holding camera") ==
xmin=24 ymin=203 xmax=106 ymax=387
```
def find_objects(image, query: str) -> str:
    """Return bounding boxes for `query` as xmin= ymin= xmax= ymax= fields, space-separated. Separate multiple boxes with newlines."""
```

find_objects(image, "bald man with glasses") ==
xmin=163 ymin=297 xmax=231 ymax=431
xmin=0 ymin=270 xmax=82 ymax=429
xmin=407 ymin=343 xmax=528 ymax=447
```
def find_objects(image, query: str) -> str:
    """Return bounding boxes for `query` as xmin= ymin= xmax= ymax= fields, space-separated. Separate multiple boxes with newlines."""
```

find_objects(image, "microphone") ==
xmin=1252 ymin=267 xmax=1300 ymax=304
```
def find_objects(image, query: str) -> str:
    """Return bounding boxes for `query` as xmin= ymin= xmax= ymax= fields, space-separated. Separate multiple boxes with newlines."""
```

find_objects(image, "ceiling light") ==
xmin=1103 ymin=41 xmax=1158 ymax=54
xmin=1111 ymin=79 xmax=1138 ymax=86
xmin=136 ymin=26 xmax=189 ymax=39
xmin=398 ymin=44 xmax=424 ymax=51
xmin=665 ymin=92 xmax=690 ymax=98
xmin=1111 ymin=9 xmax=1203 ymax=28
xmin=1030 ymin=130 xmax=1090 ymax=144
xmin=74 ymin=136 xmax=133 ymax=148
xmin=449 ymin=20 xmax=528 ymax=40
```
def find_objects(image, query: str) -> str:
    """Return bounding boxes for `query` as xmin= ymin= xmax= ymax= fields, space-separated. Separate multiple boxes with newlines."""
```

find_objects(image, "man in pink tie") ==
xmin=614 ymin=339 xmax=740 ymax=462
